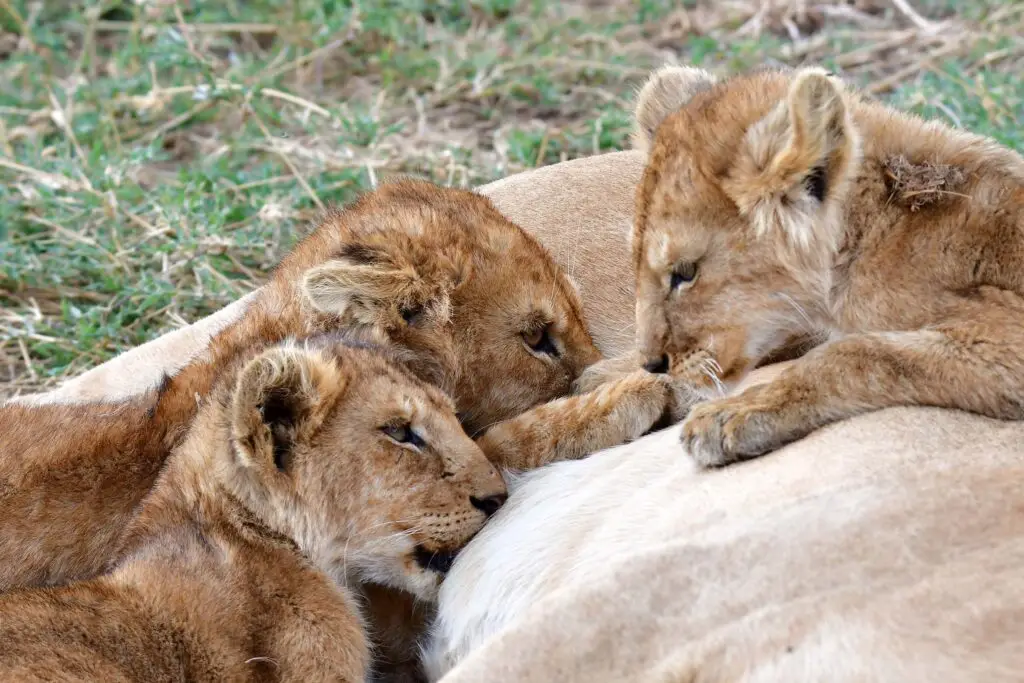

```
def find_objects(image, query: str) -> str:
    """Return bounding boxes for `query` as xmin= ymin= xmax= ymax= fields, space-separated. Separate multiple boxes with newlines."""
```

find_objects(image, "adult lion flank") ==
xmin=0 ymin=336 xmax=505 ymax=682
xmin=632 ymin=64 xmax=1024 ymax=467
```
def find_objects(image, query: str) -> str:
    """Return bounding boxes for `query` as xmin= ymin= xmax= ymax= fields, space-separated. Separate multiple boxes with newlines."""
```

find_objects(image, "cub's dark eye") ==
xmin=671 ymin=262 xmax=698 ymax=290
xmin=381 ymin=423 xmax=426 ymax=449
xmin=400 ymin=303 xmax=423 ymax=325
xmin=523 ymin=323 xmax=559 ymax=357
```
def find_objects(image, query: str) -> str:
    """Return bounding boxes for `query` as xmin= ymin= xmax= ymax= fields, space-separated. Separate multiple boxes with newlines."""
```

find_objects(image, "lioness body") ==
xmin=2 ymin=338 xmax=504 ymax=682
xmin=633 ymin=66 xmax=1024 ymax=465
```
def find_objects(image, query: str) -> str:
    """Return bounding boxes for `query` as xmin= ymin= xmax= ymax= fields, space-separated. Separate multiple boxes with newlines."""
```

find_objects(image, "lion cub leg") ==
xmin=682 ymin=301 xmax=1024 ymax=467
xmin=476 ymin=370 xmax=674 ymax=471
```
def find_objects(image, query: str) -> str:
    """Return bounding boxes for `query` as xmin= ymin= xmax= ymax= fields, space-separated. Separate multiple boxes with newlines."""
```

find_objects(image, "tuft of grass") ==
xmin=2 ymin=0 xmax=1023 ymax=397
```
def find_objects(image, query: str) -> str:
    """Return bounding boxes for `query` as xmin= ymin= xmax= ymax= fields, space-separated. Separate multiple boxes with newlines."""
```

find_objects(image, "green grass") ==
xmin=2 ymin=0 xmax=1023 ymax=396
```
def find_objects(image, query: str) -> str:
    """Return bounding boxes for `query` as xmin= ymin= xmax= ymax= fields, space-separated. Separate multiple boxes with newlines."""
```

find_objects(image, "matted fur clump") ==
xmin=883 ymin=154 xmax=967 ymax=211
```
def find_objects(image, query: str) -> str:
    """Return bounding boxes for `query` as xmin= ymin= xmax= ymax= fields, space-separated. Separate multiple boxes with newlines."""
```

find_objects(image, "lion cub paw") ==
xmin=603 ymin=370 xmax=675 ymax=438
xmin=573 ymin=353 xmax=645 ymax=395
xmin=680 ymin=385 xmax=798 ymax=468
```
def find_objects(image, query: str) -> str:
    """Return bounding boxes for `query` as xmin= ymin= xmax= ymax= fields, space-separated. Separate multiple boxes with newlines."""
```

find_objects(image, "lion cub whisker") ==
xmin=0 ymin=336 xmax=505 ymax=682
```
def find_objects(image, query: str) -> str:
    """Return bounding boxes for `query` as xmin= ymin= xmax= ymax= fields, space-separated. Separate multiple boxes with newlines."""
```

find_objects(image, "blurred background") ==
xmin=1 ymin=0 xmax=1021 ymax=398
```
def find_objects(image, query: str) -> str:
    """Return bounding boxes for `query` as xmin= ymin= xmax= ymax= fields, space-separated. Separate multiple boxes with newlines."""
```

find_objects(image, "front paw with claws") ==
xmin=680 ymin=384 xmax=806 ymax=468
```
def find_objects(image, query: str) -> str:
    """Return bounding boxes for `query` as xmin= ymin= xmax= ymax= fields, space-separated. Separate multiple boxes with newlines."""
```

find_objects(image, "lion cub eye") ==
xmin=382 ymin=423 xmax=426 ymax=449
xmin=670 ymin=262 xmax=698 ymax=290
xmin=522 ymin=323 xmax=559 ymax=357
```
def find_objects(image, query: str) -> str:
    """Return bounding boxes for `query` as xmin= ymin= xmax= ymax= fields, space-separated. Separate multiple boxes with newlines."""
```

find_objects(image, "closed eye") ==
xmin=381 ymin=423 xmax=426 ymax=449
xmin=522 ymin=323 xmax=559 ymax=357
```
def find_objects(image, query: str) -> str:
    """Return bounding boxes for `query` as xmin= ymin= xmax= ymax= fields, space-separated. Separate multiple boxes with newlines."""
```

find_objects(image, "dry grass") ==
xmin=1 ymin=0 xmax=1022 ymax=398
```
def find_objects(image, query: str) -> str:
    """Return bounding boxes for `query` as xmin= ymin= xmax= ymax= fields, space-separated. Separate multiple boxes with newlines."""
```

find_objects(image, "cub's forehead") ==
xmin=635 ymin=161 xmax=729 ymax=269
xmin=638 ymin=218 xmax=715 ymax=274
xmin=362 ymin=364 xmax=457 ymax=415
xmin=634 ymin=69 xmax=796 ymax=269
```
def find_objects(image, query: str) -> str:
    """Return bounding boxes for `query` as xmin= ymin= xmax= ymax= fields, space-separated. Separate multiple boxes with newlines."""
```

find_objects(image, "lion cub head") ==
xmin=268 ymin=180 xmax=600 ymax=435
xmin=631 ymin=65 xmax=861 ymax=390
xmin=222 ymin=335 xmax=507 ymax=601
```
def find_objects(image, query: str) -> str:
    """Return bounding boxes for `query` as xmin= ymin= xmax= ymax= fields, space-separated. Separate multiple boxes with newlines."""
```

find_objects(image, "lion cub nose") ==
xmin=643 ymin=354 xmax=670 ymax=374
xmin=470 ymin=493 xmax=508 ymax=518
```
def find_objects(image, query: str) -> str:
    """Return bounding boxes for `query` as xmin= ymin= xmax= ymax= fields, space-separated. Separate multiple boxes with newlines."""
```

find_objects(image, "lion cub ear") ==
xmin=301 ymin=242 xmax=433 ymax=329
xmin=230 ymin=347 xmax=347 ymax=473
xmin=724 ymin=68 xmax=860 ymax=256
xmin=632 ymin=65 xmax=717 ymax=154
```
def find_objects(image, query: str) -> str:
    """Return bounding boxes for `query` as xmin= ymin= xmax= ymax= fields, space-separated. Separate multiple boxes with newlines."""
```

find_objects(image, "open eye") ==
xmin=400 ymin=303 xmax=423 ymax=325
xmin=522 ymin=323 xmax=559 ymax=357
xmin=670 ymin=262 xmax=698 ymax=290
xmin=381 ymin=422 xmax=426 ymax=449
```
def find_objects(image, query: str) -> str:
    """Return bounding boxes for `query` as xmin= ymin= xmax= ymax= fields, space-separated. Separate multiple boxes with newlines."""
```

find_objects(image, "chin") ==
xmin=403 ymin=569 xmax=444 ymax=602
xmin=402 ymin=545 xmax=461 ymax=601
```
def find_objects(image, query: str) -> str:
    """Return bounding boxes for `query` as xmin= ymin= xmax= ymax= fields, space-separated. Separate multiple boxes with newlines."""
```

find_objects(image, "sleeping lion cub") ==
xmin=0 ymin=335 xmax=505 ymax=682
xmin=1 ymin=179 xmax=671 ymax=593
xmin=632 ymin=64 xmax=1024 ymax=467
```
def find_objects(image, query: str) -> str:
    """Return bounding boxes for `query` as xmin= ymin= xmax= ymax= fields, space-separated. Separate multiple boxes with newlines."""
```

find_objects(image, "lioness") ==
xmin=632 ymin=65 xmax=1024 ymax=466
xmin=0 ymin=334 xmax=505 ymax=682
xmin=1 ymin=179 xmax=672 ymax=593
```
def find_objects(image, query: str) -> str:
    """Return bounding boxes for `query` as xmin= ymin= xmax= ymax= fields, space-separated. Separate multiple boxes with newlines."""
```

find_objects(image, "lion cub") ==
xmin=2 ymin=179 xmax=670 ymax=592
xmin=0 ymin=335 xmax=505 ymax=681
xmin=631 ymin=64 xmax=1024 ymax=467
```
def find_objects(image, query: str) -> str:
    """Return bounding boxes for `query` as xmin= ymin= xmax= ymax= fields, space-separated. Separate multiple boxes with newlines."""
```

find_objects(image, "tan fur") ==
xmin=631 ymin=65 xmax=718 ymax=156
xmin=633 ymin=65 xmax=1024 ymax=466
xmin=479 ymin=370 xmax=672 ymax=471
xmin=427 ymin=406 xmax=1024 ymax=683
xmin=482 ymin=151 xmax=646 ymax=358
xmin=0 ymin=177 xmax=678 ymax=681
xmin=1 ymin=180 xmax=637 ymax=593
xmin=17 ymin=143 xmax=1021 ymax=681
xmin=0 ymin=337 xmax=505 ymax=682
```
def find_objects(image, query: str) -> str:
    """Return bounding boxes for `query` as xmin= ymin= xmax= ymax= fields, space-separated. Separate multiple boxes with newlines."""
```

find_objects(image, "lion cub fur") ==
xmin=1 ymin=180 xmax=677 ymax=593
xmin=0 ymin=335 xmax=504 ymax=682
xmin=632 ymin=64 xmax=1024 ymax=467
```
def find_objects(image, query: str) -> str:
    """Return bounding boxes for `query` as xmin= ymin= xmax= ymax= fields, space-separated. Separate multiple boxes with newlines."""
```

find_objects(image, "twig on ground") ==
xmin=890 ymin=0 xmax=941 ymax=33
xmin=93 ymin=20 xmax=280 ymax=34
xmin=0 ymin=0 xmax=34 ymax=50
xmin=247 ymin=104 xmax=326 ymax=212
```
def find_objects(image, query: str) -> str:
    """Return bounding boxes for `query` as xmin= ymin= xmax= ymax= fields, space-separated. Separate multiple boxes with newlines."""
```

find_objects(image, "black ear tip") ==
xmin=336 ymin=242 xmax=383 ymax=265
